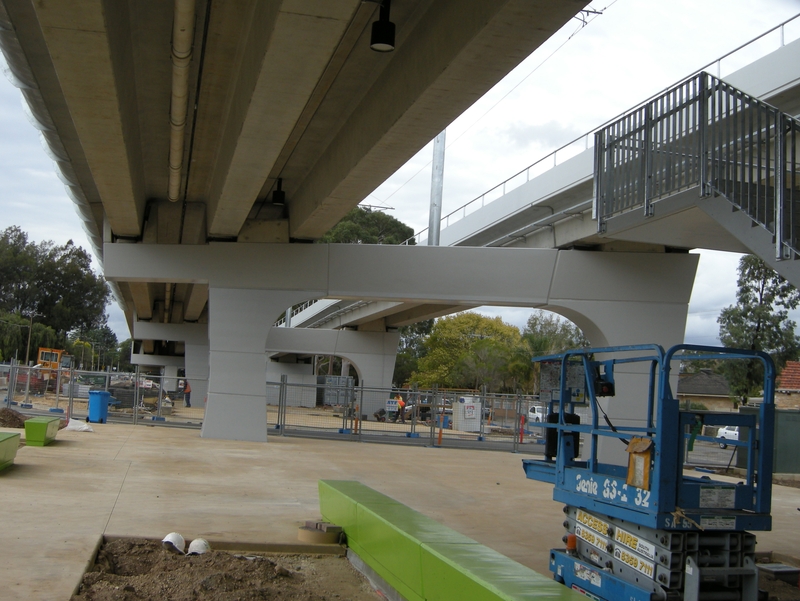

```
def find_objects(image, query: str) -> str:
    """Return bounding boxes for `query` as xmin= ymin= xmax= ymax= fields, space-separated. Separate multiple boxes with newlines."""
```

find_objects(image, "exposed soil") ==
xmin=0 ymin=407 xmax=28 ymax=428
xmin=70 ymin=538 xmax=381 ymax=601
xmin=760 ymin=572 xmax=800 ymax=600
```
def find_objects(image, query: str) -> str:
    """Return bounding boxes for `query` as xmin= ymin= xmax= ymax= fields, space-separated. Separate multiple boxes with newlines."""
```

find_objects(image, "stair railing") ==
xmin=595 ymin=72 xmax=799 ymax=259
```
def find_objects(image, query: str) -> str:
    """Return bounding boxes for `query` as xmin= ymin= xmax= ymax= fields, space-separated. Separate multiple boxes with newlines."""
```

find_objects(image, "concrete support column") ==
xmin=163 ymin=365 xmax=178 ymax=394
xmin=546 ymin=251 xmax=700 ymax=465
xmin=184 ymin=342 xmax=209 ymax=408
xmin=202 ymin=288 xmax=311 ymax=441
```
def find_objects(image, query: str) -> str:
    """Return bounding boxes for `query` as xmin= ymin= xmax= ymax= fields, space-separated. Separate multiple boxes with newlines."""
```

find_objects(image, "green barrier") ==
xmin=0 ymin=432 xmax=21 ymax=471
xmin=24 ymin=416 xmax=61 ymax=447
xmin=319 ymin=480 xmax=582 ymax=601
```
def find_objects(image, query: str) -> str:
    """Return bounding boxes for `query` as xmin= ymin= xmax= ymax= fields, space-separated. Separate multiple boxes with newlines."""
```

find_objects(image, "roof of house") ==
xmin=677 ymin=370 xmax=730 ymax=397
xmin=777 ymin=361 xmax=800 ymax=391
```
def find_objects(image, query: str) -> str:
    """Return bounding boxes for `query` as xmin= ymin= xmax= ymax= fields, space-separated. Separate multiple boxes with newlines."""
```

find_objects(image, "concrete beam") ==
xmin=129 ymin=282 xmax=153 ymax=320
xmin=131 ymin=352 xmax=184 ymax=368
xmin=288 ymin=0 xmax=586 ymax=238
xmin=203 ymin=0 xmax=360 ymax=236
xmin=103 ymin=243 xmax=698 ymax=310
xmin=133 ymin=321 xmax=208 ymax=345
xmin=183 ymin=284 xmax=209 ymax=322
xmin=33 ymin=0 xmax=146 ymax=236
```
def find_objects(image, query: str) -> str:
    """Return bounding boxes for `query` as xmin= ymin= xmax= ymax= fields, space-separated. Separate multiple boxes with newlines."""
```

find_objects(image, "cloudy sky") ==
xmin=1 ymin=0 xmax=799 ymax=344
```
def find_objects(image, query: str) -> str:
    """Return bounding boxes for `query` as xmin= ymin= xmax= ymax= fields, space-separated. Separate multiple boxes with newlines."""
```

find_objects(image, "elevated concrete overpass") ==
xmin=6 ymin=0 xmax=796 ymax=442
xmin=1 ymin=0 xmax=608 ymax=439
xmin=0 ymin=0 xmax=587 ymax=337
xmin=291 ymin=22 xmax=800 ymax=338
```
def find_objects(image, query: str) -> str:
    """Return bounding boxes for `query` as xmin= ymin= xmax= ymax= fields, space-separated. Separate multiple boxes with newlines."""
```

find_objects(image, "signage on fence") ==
xmin=386 ymin=398 xmax=398 ymax=413
xmin=540 ymin=361 xmax=586 ymax=404
xmin=465 ymin=404 xmax=476 ymax=418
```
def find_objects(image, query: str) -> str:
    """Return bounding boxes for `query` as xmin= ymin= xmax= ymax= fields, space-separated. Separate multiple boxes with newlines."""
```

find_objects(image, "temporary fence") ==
xmin=267 ymin=379 xmax=555 ymax=454
xmin=0 ymin=362 xmax=742 ymax=465
xmin=1 ymin=361 xmax=205 ymax=428
xmin=1 ymin=361 xmax=584 ymax=455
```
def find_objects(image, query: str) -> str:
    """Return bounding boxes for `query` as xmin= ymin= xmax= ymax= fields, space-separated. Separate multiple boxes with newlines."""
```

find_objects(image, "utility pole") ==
xmin=24 ymin=311 xmax=35 ymax=366
xmin=427 ymin=129 xmax=446 ymax=246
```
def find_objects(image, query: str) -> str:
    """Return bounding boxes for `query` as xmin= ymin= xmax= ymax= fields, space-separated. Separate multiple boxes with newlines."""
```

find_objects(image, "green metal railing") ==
xmin=595 ymin=72 xmax=800 ymax=259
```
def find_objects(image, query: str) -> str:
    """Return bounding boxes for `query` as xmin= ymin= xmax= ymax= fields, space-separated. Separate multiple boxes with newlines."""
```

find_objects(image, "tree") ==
xmin=0 ymin=226 xmax=39 ymax=315
xmin=718 ymin=255 xmax=800 ymax=402
xmin=0 ymin=311 xmax=59 ymax=363
xmin=393 ymin=320 xmax=433 ymax=387
xmin=521 ymin=311 xmax=588 ymax=392
xmin=523 ymin=311 xmax=587 ymax=357
xmin=410 ymin=313 xmax=522 ymax=390
xmin=0 ymin=227 xmax=110 ymax=338
xmin=320 ymin=207 xmax=415 ymax=245
xmin=68 ymin=325 xmax=119 ymax=370
xmin=117 ymin=339 xmax=134 ymax=372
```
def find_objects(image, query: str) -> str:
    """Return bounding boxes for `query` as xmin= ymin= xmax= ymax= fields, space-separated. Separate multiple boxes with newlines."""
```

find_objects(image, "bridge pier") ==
xmin=202 ymin=288 xmax=312 ymax=441
xmin=104 ymin=243 xmax=699 ymax=443
xmin=544 ymin=251 xmax=700 ymax=464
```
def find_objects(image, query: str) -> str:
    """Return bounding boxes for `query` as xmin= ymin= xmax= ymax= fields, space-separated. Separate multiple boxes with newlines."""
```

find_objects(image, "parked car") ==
xmin=528 ymin=405 xmax=547 ymax=423
xmin=717 ymin=425 xmax=739 ymax=449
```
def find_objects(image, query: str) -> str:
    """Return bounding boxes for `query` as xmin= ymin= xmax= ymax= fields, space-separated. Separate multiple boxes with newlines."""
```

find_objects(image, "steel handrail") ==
xmin=403 ymin=13 xmax=800 ymax=246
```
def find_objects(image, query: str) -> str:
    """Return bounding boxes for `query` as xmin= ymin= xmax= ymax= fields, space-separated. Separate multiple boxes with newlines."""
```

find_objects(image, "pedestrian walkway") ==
xmin=1 ymin=423 xmax=799 ymax=600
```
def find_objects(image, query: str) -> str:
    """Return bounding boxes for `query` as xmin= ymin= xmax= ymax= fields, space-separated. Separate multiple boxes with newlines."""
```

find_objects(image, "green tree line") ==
xmin=0 ymin=226 xmax=132 ymax=369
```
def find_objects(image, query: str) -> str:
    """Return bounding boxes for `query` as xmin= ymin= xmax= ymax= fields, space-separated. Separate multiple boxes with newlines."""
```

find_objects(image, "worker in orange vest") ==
xmin=183 ymin=380 xmax=192 ymax=407
xmin=394 ymin=394 xmax=405 ymax=423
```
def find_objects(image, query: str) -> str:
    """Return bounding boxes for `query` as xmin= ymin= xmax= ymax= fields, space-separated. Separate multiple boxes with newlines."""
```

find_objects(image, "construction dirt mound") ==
xmin=71 ymin=538 xmax=381 ymax=601
xmin=0 ymin=407 xmax=27 ymax=428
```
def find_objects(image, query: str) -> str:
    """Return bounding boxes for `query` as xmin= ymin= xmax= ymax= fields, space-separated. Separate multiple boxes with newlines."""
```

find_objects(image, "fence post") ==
xmin=133 ymin=366 xmax=140 ymax=426
xmin=357 ymin=382 xmax=365 ymax=441
xmin=410 ymin=383 xmax=418 ymax=436
xmin=429 ymin=385 xmax=438 ymax=447
xmin=67 ymin=367 xmax=75 ymax=419
xmin=156 ymin=375 xmax=164 ymax=419
xmin=23 ymin=365 xmax=32 ymax=404
xmin=6 ymin=360 xmax=13 ymax=407
xmin=479 ymin=384 xmax=487 ymax=441
xmin=278 ymin=375 xmax=287 ymax=435
xmin=348 ymin=379 xmax=357 ymax=438
xmin=513 ymin=391 xmax=523 ymax=453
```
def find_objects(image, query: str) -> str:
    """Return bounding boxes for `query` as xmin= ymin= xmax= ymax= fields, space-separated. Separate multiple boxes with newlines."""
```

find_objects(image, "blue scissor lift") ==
xmin=523 ymin=344 xmax=775 ymax=601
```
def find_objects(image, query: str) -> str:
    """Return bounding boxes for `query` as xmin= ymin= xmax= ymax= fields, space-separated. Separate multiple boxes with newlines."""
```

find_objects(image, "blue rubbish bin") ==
xmin=88 ymin=390 xmax=111 ymax=423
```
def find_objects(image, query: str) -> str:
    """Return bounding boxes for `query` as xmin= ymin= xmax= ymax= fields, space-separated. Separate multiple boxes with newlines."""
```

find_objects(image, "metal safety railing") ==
xmin=402 ymin=14 xmax=800 ymax=247
xmin=596 ymin=71 xmax=800 ymax=259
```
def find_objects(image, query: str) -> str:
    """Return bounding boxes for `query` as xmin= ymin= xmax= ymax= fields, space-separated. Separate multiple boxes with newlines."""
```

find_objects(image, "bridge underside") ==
xmin=0 ymin=0 xmax=587 ymax=348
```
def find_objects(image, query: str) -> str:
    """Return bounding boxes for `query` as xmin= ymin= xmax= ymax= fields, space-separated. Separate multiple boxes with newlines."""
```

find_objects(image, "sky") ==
xmin=1 ymin=0 xmax=799 ymax=345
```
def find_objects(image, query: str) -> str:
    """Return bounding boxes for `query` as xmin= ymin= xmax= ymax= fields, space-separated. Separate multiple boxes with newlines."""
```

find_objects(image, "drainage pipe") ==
xmin=168 ymin=0 xmax=196 ymax=202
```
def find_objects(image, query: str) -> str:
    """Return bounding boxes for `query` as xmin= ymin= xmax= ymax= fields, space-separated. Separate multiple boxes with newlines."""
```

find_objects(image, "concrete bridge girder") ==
xmin=104 ymin=243 xmax=699 ymax=441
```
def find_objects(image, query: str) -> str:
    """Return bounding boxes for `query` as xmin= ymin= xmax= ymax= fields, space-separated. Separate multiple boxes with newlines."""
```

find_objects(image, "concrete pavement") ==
xmin=1 ymin=423 xmax=799 ymax=600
